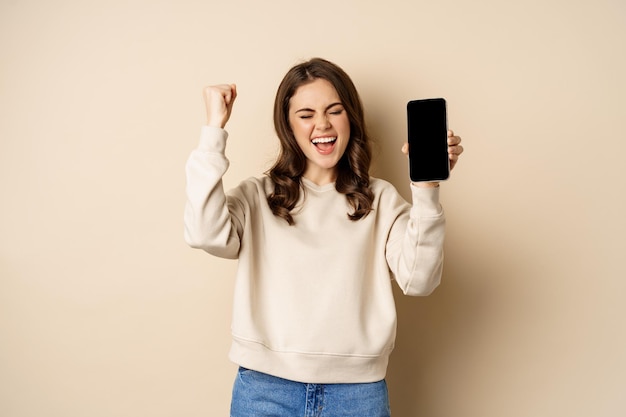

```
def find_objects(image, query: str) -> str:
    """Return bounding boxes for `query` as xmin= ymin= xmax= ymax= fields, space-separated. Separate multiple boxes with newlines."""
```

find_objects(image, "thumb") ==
xmin=225 ymin=84 xmax=237 ymax=107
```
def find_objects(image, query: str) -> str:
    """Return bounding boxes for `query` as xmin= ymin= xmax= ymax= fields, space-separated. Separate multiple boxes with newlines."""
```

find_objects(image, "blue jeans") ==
xmin=230 ymin=367 xmax=391 ymax=417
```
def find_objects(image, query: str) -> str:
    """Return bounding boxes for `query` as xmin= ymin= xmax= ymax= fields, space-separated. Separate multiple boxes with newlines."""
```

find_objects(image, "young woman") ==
xmin=185 ymin=58 xmax=463 ymax=416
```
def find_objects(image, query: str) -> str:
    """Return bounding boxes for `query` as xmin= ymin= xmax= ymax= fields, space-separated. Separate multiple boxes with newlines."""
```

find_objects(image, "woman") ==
xmin=185 ymin=57 xmax=463 ymax=416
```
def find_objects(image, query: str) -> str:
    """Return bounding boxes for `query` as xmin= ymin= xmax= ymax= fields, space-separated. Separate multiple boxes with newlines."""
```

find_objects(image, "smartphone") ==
xmin=407 ymin=98 xmax=449 ymax=182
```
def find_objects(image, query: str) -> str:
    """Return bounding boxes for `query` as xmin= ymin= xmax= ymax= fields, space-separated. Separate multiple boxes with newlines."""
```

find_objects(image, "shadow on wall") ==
xmin=386 ymin=243 xmax=494 ymax=416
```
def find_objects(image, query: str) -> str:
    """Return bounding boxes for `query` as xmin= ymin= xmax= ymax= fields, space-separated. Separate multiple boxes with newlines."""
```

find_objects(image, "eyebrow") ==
xmin=294 ymin=102 xmax=343 ymax=113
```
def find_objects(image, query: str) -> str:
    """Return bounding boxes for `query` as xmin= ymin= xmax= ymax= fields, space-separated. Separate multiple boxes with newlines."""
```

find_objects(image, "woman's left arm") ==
xmin=388 ymin=131 xmax=464 ymax=294
xmin=385 ymin=186 xmax=446 ymax=296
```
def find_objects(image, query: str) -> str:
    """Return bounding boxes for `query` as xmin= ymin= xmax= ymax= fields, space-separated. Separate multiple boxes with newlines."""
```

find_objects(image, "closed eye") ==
xmin=294 ymin=102 xmax=344 ymax=118
xmin=327 ymin=103 xmax=344 ymax=115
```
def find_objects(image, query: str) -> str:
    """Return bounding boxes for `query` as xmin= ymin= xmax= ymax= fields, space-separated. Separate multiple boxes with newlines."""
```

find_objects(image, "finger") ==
xmin=224 ymin=84 xmax=237 ymax=105
xmin=449 ymin=149 xmax=460 ymax=168
xmin=447 ymin=135 xmax=462 ymax=146
xmin=401 ymin=142 xmax=409 ymax=155
xmin=205 ymin=84 xmax=233 ymax=98
xmin=448 ymin=143 xmax=463 ymax=171
xmin=223 ymin=85 xmax=237 ymax=123
xmin=448 ymin=144 xmax=464 ymax=156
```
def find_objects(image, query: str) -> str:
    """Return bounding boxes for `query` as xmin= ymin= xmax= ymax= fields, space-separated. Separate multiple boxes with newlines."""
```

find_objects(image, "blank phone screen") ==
xmin=407 ymin=98 xmax=449 ymax=182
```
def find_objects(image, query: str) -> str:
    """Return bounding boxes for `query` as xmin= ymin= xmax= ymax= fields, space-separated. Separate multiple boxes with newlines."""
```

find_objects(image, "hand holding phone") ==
xmin=407 ymin=98 xmax=450 ymax=182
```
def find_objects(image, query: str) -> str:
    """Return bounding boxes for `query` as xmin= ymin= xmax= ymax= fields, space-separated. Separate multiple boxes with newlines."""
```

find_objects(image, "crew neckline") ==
xmin=301 ymin=177 xmax=336 ymax=192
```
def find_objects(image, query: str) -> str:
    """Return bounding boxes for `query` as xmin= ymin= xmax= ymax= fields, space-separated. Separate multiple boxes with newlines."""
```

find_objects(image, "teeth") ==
xmin=311 ymin=137 xmax=336 ymax=144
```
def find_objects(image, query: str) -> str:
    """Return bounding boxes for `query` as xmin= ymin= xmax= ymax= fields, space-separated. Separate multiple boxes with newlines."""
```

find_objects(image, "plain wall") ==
xmin=1 ymin=0 xmax=625 ymax=416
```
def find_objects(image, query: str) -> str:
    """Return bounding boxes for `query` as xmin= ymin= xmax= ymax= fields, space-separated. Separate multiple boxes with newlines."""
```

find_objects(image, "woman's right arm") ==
xmin=184 ymin=85 xmax=242 ymax=259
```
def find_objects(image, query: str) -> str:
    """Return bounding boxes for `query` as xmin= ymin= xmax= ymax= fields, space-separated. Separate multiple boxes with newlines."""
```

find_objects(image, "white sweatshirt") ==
xmin=184 ymin=126 xmax=445 ymax=383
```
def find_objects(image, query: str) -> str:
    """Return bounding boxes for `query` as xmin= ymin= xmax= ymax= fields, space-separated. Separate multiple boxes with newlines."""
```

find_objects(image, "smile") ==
xmin=311 ymin=136 xmax=337 ymax=155
xmin=311 ymin=136 xmax=337 ymax=144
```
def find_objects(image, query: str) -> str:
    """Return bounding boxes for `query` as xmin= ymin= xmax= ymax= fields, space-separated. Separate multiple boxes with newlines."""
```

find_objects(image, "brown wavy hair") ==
xmin=267 ymin=57 xmax=374 ymax=225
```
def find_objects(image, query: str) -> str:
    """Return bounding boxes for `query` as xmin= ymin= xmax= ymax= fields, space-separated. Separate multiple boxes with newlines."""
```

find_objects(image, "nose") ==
xmin=316 ymin=114 xmax=331 ymax=130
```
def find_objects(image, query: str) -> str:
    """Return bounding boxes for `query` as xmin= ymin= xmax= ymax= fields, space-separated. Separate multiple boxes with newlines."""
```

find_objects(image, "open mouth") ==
xmin=311 ymin=136 xmax=337 ymax=153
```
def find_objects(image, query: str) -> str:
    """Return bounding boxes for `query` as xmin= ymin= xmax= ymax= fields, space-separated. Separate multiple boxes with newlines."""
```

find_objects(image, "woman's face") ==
xmin=288 ymin=78 xmax=351 ymax=185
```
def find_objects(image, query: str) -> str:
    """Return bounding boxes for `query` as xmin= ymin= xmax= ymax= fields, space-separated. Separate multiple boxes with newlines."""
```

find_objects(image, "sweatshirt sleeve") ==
xmin=184 ymin=126 xmax=243 ymax=259
xmin=385 ymin=184 xmax=445 ymax=296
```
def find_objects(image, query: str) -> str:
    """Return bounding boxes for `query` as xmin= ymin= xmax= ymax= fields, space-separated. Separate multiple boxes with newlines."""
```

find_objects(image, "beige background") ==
xmin=1 ymin=0 xmax=625 ymax=416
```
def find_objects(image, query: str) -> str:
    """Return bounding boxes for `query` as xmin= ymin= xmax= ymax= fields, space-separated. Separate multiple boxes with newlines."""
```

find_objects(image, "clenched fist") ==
xmin=203 ymin=84 xmax=237 ymax=128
